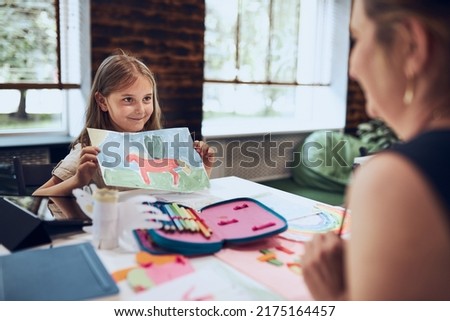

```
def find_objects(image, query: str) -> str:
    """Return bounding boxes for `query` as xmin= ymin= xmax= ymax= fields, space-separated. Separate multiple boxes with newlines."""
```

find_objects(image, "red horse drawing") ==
xmin=126 ymin=154 xmax=190 ymax=186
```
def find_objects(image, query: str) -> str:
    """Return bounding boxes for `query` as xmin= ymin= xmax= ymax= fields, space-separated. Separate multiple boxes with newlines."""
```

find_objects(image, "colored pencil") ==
xmin=155 ymin=203 xmax=176 ymax=231
xmin=172 ymin=203 xmax=197 ymax=232
xmin=337 ymin=207 xmax=347 ymax=237
xmin=163 ymin=204 xmax=184 ymax=232
xmin=185 ymin=207 xmax=212 ymax=239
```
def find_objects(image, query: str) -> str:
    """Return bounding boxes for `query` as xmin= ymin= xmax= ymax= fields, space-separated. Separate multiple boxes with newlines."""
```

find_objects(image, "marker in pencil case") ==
xmin=153 ymin=203 xmax=176 ymax=232
xmin=172 ymin=203 xmax=198 ymax=232
xmin=172 ymin=203 xmax=193 ymax=231
xmin=185 ymin=207 xmax=212 ymax=239
xmin=161 ymin=203 xmax=184 ymax=232
xmin=181 ymin=206 xmax=200 ymax=232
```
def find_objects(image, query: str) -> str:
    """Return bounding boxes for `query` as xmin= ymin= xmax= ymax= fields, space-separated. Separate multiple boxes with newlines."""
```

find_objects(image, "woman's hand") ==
xmin=193 ymin=140 xmax=215 ymax=177
xmin=75 ymin=146 xmax=100 ymax=186
xmin=302 ymin=232 xmax=347 ymax=300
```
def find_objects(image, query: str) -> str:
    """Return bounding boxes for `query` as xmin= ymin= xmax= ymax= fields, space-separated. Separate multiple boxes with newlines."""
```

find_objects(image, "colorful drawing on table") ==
xmin=279 ymin=203 xmax=351 ymax=242
xmin=111 ymin=251 xmax=194 ymax=292
xmin=87 ymin=127 xmax=210 ymax=192
xmin=129 ymin=262 xmax=283 ymax=301
xmin=215 ymin=236 xmax=312 ymax=300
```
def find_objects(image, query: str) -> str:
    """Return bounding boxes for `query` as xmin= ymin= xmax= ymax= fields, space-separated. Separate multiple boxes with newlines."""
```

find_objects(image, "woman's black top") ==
xmin=390 ymin=130 xmax=450 ymax=217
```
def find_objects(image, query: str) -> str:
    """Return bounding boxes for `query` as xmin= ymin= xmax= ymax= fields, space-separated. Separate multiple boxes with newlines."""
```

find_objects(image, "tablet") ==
xmin=1 ymin=195 xmax=92 ymax=232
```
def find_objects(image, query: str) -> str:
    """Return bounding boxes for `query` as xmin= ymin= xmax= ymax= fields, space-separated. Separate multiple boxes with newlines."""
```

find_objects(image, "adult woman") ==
xmin=302 ymin=0 xmax=450 ymax=300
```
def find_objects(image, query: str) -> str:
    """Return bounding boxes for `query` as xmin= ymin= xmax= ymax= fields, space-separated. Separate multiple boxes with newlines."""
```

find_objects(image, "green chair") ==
xmin=262 ymin=131 xmax=369 ymax=205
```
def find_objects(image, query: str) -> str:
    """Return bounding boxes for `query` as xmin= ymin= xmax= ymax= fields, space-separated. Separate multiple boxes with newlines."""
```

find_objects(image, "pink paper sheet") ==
xmin=215 ymin=236 xmax=312 ymax=300
xmin=145 ymin=256 xmax=194 ymax=285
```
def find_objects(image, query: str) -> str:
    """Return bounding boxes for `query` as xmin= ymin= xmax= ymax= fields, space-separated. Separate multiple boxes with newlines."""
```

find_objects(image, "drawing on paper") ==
xmin=125 ymin=154 xmax=190 ymax=186
xmin=87 ymin=127 xmax=209 ymax=192
xmin=280 ymin=203 xmax=351 ymax=242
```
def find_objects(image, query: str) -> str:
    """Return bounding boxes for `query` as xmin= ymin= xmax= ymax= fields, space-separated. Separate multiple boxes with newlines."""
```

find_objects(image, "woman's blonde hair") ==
xmin=74 ymin=51 xmax=163 ymax=147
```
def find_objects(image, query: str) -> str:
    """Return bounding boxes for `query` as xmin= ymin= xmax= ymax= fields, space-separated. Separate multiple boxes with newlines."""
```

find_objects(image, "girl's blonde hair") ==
xmin=74 ymin=51 xmax=163 ymax=147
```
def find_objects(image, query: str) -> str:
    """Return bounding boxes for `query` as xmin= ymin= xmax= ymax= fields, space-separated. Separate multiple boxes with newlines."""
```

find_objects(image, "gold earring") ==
xmin=403 ymin=76 xmax=415 ymax=106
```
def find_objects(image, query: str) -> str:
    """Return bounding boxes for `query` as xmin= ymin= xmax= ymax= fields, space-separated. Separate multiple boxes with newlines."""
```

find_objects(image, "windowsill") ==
xmin=0 ymin=134 xmax=74 ymax=148
xmin=202 ymin=80 xmax=349 ymax=139
xmin=202 ymin=117 xmax=342 ymax=139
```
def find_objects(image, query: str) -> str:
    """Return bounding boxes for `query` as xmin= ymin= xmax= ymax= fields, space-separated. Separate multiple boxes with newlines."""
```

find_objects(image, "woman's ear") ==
xmin=402 ymin=17 xmax=429 ymax=78
xmin=94 ymin=92 xmax=108 ymax=111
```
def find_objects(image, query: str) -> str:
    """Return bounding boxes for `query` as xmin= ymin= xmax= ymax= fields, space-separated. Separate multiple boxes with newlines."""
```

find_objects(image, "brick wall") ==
xmin=91 ymin=0 xmax=205 ymax=138
xmin=90 ymin=0 xmax=367 ymax=138
xmin=345 ymin=39 xmax=369 ymax=135
xmin=345 ymin=79 xmax=369 ymax=135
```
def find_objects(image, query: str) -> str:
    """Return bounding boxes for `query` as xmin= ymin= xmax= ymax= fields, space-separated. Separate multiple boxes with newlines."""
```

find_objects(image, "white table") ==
xmin=1 ymin=176 xmax=318 ymax=300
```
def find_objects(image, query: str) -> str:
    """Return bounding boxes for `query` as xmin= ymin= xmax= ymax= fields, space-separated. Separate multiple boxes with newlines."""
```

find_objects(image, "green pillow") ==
xmin=292 ymin=131 xmax=368 ymax=192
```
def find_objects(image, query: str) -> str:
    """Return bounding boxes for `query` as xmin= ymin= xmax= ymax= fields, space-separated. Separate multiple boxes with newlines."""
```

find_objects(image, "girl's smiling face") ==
xmin=99 ymin=75 xmax=154 ymax=132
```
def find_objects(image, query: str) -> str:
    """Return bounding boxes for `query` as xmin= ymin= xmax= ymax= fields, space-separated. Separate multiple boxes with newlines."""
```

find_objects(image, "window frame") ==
xmin=0 ymin=0 xmax=90 ymax=138
xmin=202 ymin=0 xmax=352 ymax=138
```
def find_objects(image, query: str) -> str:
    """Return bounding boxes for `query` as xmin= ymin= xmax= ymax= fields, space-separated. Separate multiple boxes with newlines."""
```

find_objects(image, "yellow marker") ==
xmin=175 ymin=204 xmax=198 ymax=232
xmin=168 ymin=203 xmax=189 ymax=230
xmin=170 ymin=203 xmax=192 ymax=231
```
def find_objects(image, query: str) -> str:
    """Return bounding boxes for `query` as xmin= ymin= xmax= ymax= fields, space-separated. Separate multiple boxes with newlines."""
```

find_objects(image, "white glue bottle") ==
xmin=92 ymin=188 xmax=119 ymax=250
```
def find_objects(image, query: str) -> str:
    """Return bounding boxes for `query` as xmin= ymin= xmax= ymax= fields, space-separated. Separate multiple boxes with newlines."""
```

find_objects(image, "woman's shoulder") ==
xmin=348 ymin=148 xmax=449 ymax=230
xmin=348 ymin=146 xmax=450 ymax=300
xmin=350 ymin=150 xmax=443 ymax=208
xmin=349 ymin=152 xmax=417 ymax=203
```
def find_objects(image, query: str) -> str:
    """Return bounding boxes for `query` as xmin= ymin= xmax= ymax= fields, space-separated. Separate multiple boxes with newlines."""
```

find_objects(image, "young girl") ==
xmin=34 ymin=52 xmax=214 ymax=196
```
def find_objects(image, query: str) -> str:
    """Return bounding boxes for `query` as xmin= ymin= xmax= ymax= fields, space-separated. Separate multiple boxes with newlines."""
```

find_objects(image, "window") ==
xmin=203 ymin=0 xmax=351 ymax=137
xmin=0 ymin=0 xmax=90 ymax=137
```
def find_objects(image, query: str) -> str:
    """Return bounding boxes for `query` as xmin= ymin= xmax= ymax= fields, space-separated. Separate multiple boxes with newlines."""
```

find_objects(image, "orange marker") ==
xmin=185 ymin=208 xmax=212 ymax=239
xmin=257 ymin=252 xmax=276 ymax=262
